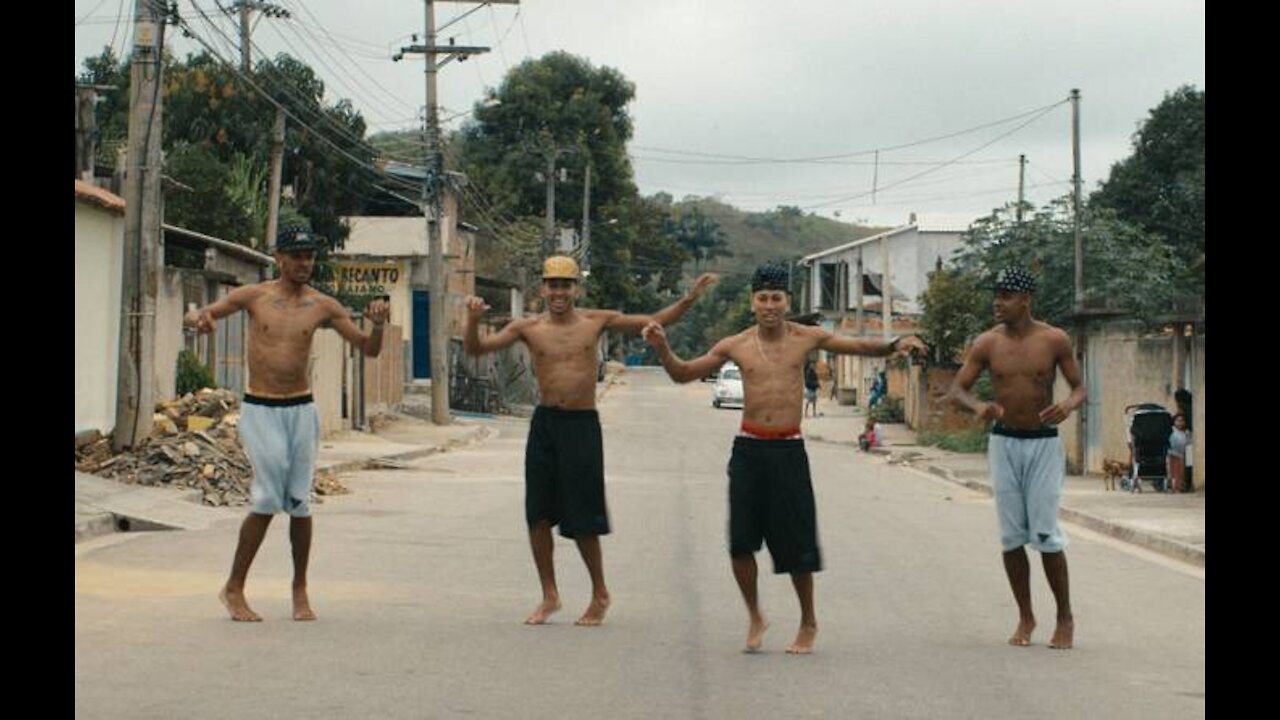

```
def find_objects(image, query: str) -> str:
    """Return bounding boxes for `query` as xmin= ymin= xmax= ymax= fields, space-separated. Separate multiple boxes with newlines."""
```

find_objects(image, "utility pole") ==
xmin=399 ymin=1 xmax=498 ymax=424
xmin=854 ymin=250 xmax=864 ymax=335
xmin=238 ymin=1 xmax=252 ymax=73
xmin=1016 ymin=153 xmax=1027 ymax=224
xmin=544 ymin=151 xmax=557 ymax=255
xmin=113 ymin=0 xmax=166 ymax=451
xmin=872 ymin=150 xmax=879 ymax=205
xmin=265 ymin=108 xmax=286 ymax=253
xmin=1071 ymin=89 xmax=1083 ymax=313
xmin=75 ymin=85 xmax=101 ymax=180
xmin=881 ymin=236 xmax=891 ymax=341
xmin=1070 ymin=88 xmax=1087 ymax=474
xmin=230 ymin=2 xmax=290 ymax=250
xmin=534 ymin=142 xmax=578 ymax=256
xmin=522 ymin=133 xmax=582 ymax=258
xmin=580 ymin=160 xmax=592 ymax=270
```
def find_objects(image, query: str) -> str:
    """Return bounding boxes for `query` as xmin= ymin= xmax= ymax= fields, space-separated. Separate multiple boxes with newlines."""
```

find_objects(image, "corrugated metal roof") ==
xmin=801 ymin=213 xmax=980 ymax=263
xmin=801 ymin=224 xmax=913 ymax=262
xmin=162 ymin=224 xmax=274 ymax=266
xmin=914 ymin=213 xmax=980 ymax=233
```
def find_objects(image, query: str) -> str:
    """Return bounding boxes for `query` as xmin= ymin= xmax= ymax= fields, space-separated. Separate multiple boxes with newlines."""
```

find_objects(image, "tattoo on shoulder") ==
xmin=272 ymin=297 xmax=318 ymax=310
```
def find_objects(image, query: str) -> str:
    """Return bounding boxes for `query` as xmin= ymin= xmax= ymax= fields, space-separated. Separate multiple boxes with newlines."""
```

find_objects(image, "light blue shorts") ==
xmin=239 ymin=395 xmax=320 ymax=518
xmin=988 ymin=431 xmax=1067 ymax=553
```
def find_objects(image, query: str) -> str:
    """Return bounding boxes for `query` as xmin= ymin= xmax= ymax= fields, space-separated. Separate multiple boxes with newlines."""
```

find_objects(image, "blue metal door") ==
xmin=413 ymin=290 xmax=430 ymax=378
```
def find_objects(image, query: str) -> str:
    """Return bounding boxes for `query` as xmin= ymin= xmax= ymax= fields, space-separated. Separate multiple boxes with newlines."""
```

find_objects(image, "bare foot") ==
xmin=1008 ymin=618 xmax=1035 ymax=646
xmin=292 ymin=586 xmax=317 ymax=621
xmin=524 ymin=597 xmax=562 ymax=625
xmin=219 ymin=586 xmax=262 ymax=622
xmin=744 ymin=615 xmax=769 ymax=653
xmin=786 ymin=624 xmax=817 ymax=654
xmin=1049 ymin=618 xmax=1074 ymax=649
xmin=575 ymin=595 xmax=611 ymax=626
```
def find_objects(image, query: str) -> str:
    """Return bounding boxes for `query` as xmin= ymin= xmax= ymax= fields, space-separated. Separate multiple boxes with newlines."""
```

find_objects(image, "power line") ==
xmin=630 ymin=98 xmax=1069 ymax=165
xmin=630 ymin=153 xmax=1019 ymax=167
xmin=190 ymin=3 xmax=409 ymax=172
xmin=75 ymin=0 xmax=113 ymax=25
xmin=805 ymin=102 xmax=1064 ymax=210
xmin=517 ymin=6 xmax=532 ymax=58
xmin=488 ymin=2 xmax=511 ymax=73
xmin=108 ymin=0 xmax=129 ymax=59
xmin=280 ymin=0 xmax=419 ymax=116
xmin=178 ymin=4 xmax=421 ymax=196
xmin=285 ymin=17 xmax=390 ymax=55
xmin=816 ymin=180 xmax=1071 ymax=211
xmin=438 ymin=1 xmax=491 ymax=34
xmin=264 ymin=7 xmax=412 ymax=127
xmin=460 ymin=12 xmax=489 ymax=91
xmin=1028 ymin=160 xmax=1070 ymax=186
xmin=638 ymin=157 xmax=1022 ymax=205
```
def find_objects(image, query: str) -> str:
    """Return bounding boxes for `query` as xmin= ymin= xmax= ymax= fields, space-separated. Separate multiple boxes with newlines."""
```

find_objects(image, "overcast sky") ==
xmin=76 ymin=0 xmax=1205 ymax=228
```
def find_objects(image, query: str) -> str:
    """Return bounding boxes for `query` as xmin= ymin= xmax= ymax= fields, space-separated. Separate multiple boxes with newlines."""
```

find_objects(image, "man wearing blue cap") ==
xmin=185 ymin=224 xmax=390 ymax=622
xmin=949 ymin=266 xmax=1086 ymax=649
xmin=643 ymin=263 xmax=925 ymax=654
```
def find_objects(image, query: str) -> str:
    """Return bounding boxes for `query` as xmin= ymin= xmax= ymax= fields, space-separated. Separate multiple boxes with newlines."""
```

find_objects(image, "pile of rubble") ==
xmin=75 ymin=389 xmax=347 ymax=507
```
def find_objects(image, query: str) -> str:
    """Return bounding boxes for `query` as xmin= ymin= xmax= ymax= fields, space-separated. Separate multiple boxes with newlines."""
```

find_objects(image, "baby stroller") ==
xmin=1125 ymin=403 xmax=1173 ymax=492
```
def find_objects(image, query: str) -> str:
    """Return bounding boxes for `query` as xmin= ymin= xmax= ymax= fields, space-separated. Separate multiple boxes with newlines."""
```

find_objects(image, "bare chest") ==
xmin=736 ymin=336 xmax=806 ymax=385
xmin=248 ymin=296 xmax=328 ymax=342
xmin=988 ymin=337 xmax=1057 ymax=383
xmin=525 ymin=321 xmax=602 ymax=362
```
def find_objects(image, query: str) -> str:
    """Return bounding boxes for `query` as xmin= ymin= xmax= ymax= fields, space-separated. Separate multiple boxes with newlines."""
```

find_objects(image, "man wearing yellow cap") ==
xmin=464 ymin=256 xmax=717 ymax=626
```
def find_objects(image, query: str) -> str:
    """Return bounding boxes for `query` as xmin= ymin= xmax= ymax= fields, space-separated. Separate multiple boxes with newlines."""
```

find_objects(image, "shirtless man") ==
xmin=463 ymin=256 xmax=717 ymax=626
xmin=184 ymin=225 xmax=390 ymax=622
xmin=948 ymin=266 xmax=1086 ymax=650
xmin=642 ymin=264 xmax=925 ymax=654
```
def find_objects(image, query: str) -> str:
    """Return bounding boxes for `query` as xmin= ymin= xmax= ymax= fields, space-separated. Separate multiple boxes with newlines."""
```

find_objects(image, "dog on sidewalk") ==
xmin=1101 ymin=458 xmax=1131 ymax=492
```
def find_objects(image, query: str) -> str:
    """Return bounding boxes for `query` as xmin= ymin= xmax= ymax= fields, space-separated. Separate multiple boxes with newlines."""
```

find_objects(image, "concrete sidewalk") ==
xmin=802 ymin=397 xmax=1205 ymax=567
xmin=74 ymin=413 xmax=489 ymax=543
xmin=72 ymin=363 xmax=633 ymax=544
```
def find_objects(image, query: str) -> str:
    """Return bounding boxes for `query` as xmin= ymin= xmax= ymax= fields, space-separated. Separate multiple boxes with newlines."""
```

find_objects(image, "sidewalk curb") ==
xmin=316 ymin=424 xmax=491 ymax=476
xmin=922 ymin=463 xmax=1205 ymax=567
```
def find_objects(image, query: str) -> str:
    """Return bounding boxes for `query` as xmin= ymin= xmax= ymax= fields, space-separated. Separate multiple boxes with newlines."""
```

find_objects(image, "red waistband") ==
xmin=739 ymin=420 xmax=802 ymax=440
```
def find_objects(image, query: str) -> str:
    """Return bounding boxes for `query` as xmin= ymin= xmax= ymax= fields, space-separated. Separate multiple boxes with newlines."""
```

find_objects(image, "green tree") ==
xmin=224 ymin=153 xmax=270 ymax=243
xmin=1091 ymin=86 xmax=1204 ymax=291
xmin=164 ymin=142 xmax=259 ymax=243
xmin=667 ymin=206 xmax=732 ymax=271
xmin=453 ymin=53 xmax=694 ymax=316
xmin=368 ymin=129 xmax=423 ymax=165
xmin=456 ymin=51 xmax=637 ymax=224
xmin=918 ymin=268 xmax=988 ymax=366
xmin=76 ymin=48 xmax=131 ymax=170
xmin=77 ymin=49 xmax=375 ymax=248
xmin=955 ymin=199 xmax=1179 ymax=327
xmin=744 ymin=204 xmax=805 ymax=239
xmin=582 ymin=195 xmax=686 ymax=313
xmin=664 ymin=274 xmax=755 ymax=360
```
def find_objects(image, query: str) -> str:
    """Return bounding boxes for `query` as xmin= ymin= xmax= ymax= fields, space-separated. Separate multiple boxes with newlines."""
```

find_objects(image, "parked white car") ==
xmin=712 ymin=364 xmax=744 ymax=409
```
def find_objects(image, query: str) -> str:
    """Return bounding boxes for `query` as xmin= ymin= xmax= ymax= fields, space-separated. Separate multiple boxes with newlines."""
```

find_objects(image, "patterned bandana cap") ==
xmin=751 ymin=264 xmax=790 ymax=293
xmin=275 ymin=224 xmax=323 ymax=252
xmin=993 ymin=266 xmax=1037 ymax=294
